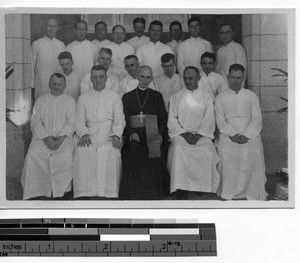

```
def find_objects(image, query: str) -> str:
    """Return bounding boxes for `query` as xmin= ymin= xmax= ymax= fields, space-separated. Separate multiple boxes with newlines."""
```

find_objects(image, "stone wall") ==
xmin=242 ymin=14 xmax=288 ymax=174
xmin=5 ymin=14 xmax=32 ymax=200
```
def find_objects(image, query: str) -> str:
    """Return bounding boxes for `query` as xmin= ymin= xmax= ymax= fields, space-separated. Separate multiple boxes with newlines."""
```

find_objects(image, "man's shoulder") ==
xmin=123 ymin=88 xmax=137 ymax=99
xmin=61 ymin=93 xmax=76 ymax=104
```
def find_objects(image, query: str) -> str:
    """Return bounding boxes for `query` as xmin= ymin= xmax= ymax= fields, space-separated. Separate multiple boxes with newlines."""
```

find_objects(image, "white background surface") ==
xmin=0 ymin=1 xmax=299 ymax=262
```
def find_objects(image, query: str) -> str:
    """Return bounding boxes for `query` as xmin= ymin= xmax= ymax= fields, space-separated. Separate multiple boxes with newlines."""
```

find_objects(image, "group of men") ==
xmin=21 ymin=15 xmax=267 ymax=201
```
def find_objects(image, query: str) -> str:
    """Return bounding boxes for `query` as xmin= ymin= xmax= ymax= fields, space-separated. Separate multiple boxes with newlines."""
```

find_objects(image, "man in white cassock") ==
xmin=107 ymin=25 xmax=134 ymax=80
xmin=32 ymin=16 xmax=66 ymax=99
xmin=167 ymin=66 xmax=220 ymax=199
xmin=21 ymin=73 xmax=76 ymax=200
xmin=118 ymin=55 xmax=156 ymax=97
xmin=166 ymin=21 xmax=182 ymax=61
xmin=198 ymin=52 xmax=228 ymax=102
xmin=91 ymin=21 xmax=112 ymax=51
xmin=177 ymin=17 xmax=213 ymax=78
xmin=126 ymin=17 xmax=150 ymax=53
xmin=66 ymin=20 xmax=98 ymax=81
xmin=216 ymin=24 xmax=247 ymax=80
xmin=136 ymin=20 xmax=173 ymax=78
xmin=80 ymin=48 xmax=119 ymax=94
xmin=215 ymin=64 xmax=267 ymax=200
xmin=154 ymin=53 xmax=183 ymax=112
xmin=58 ymin=51 xmax=81 ymax=100
xmin=73 ymin=65 xmax=125 ymax=199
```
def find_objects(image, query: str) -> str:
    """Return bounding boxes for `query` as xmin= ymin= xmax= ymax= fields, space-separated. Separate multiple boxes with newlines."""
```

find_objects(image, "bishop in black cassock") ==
xmin=119 ymin=66 xmax=168 ymax=200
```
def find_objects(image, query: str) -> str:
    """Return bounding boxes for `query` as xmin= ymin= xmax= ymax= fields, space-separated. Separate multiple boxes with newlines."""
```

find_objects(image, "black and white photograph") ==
xmin=0 ymin=8 xmax=294 ymax=208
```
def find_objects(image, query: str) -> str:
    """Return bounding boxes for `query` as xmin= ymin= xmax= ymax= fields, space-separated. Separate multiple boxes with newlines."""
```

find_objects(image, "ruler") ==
xmin=0 ymin=218 xmax=216 ymax=257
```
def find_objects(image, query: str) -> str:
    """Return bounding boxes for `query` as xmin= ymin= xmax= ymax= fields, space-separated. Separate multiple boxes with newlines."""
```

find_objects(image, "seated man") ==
xmin=167 ymin=66 xmax=220 ymax=199
xmin=119 ymin=66 xmax=168 ymax=200
xmin=118 ymin=54 xmax=155 ymax=97
xmin=154 ymin=53 xmax=183 ymax=112
xmin=215 ymin=64 xmax=267 ymax=200
xmin=73 ymin=65 xmax=125 ymax=199
xmin=199 ymin=52 xmax=228 ymax=102
xmin=21 ymin=73 xmax=76 ymax=200
xmin=80 ymin=48 xmax=119 ymax=94
xmin=58 ymin=51 xmax=81 ymax=100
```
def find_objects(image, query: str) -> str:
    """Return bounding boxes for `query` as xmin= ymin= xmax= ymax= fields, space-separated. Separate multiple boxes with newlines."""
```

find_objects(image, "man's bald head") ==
xmin=137 ymin=66 xmax=153 ymax=89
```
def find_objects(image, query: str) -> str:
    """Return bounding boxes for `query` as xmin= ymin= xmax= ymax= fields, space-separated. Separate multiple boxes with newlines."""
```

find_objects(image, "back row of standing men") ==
xmin=22 ymin=15 xmax=267 ymax=201
xmin=32 ymin=16 xmax=247 ymax=99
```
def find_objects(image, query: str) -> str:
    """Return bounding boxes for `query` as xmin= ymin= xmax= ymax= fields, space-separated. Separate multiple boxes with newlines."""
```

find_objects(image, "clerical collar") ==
xmin=137 ymin=86 xmax=148 ymax=91
xmin=191 ymin=36 xmax=202 ymax=41
xmin=224 ymin=40 xmax=234 ymax=47
xmin=163 ymin=72 xmax=175 ymax=79
xmin=44 ymin=35 xmax=56 ymax=41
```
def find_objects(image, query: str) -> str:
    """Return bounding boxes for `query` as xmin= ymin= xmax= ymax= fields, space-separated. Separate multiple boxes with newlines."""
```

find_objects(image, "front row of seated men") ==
xmin=21 ymin=63 xmax=267 ymax=201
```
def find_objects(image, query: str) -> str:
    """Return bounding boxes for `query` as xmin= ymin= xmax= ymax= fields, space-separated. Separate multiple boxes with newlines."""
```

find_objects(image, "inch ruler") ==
xmin=0 ymin=218 xmax=217 ymax=257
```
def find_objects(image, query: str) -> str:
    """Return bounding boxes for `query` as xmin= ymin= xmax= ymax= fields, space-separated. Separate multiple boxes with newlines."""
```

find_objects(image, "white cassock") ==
xmin=66 ymin=40 xmax=98 ymax=81
xmin=31 ymin=36 xmax=66 ymax=98
xmin=216 ymin=40 xmax=247 ymax=79
xmin=106 ymin=42 xmax=134 ymax=80
xmin=91 ymin=39 xmax=112 ymax=51
xmin=153 ymin=73 xmax=183 ymax=111
xmin=177 ymin=37 xmax=213 ymax=77
xmin=198 ymin=71 xmax=229 ymax=102
xmin=118 ymin=74 xmax=156 ymax=97
xmin=21 ymin=93 xmax=76 ymax=200
xmin=167 ymin=87 xmax=220 ymax=193
xmin=166 ymin=39 xmax=181 ymax=56
xmin=73 ymin=89 xmax=125 ymax=198
xmin=136 ymin=41 xmax=173 ymax=78
xmin=126 ymin=35 xmax=150 ymax=53
xmin=80 ymin=72 xmax=119 ymax=95
xmin=63 ymin=71 xmax=81 ymax=100
xmin=215 ymin=88 xmax=267 ymax=200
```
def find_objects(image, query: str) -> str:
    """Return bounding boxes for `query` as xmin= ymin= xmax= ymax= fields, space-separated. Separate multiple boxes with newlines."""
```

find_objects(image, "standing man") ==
xmin=107 ymin=25 xmax=134 ymax=80
xmin=91 ymin=21 xmax=112 ymax=51
xmin=21 ymin=73 xmax=76 ymax=200
xmin=58 ymin=51 xmax=81 ymax=100
xmin=215 ymin=64 xmax=267 ymax=200
xmin=32 ymin=16 xmax=66 ymax=98
xmin=80 ymin=48 xmax=119 ymax=94
xmin=167 ymin=66 xmax=220 ymax=200
xmin=199 ymin=52 xmax=228 ymax=101
xmin=216 ymin=24 xmax=247 ymax=80
xmin=166 ymin=21 xmax=182 ymax=57
xmin=177 ymin=17 xmax=213 ymax=77
xmin=66 ymin=20 xmax=98 ymax=81
xmin=136 ymin=20 xmax=173 ymax=78
xmin=119 ymin=66 xmax=168 ymax=200
xmin=154 ymin=53 xmax=182 ymax=112
xmin=126 ymin=17 xmax=150 ymax=53
xmin=119 ymin=55 xmax=156 ymax=97
xmin=73 ymin=65 xmax=125 ymax=199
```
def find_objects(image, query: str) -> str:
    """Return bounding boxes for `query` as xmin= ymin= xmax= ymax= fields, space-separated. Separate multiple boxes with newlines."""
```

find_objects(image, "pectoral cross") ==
xmin=137 ymin=111 xmax=145 ymax=124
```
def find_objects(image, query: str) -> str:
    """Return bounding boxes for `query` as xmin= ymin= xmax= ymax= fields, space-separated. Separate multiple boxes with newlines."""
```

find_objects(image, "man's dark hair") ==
xmin=94 ymin=21 xmax=107 ymax=30
xmin=183 ymin=66 xmax=200 ymax=76
xmin=49 ymin=73 xmax=66 ymax=82
xmin=91 ymin=65 xmax=107 ymax=73
xmin=219 ymin=23 xmax=234 ymax=32
xmin=228 ymin=64 xmax=245 ymax=75
xmin=75 ymin=20 xmax=87 ymax=29
xmin=112 ymin=24 xmax=126 ymax=33
xmin=188 ymin=16 xmax=201 ymax=27
xmin=149 ymin=20 xmax=163 ymax=31
xmin=133 ymin=17 xmax=146 ymax=25
xmin=99 ymin=47 xmax=112 ymax=57
xmin=58 ymin=51 xmax=73 ymax=61
xmin=169 ymin=21 xmax=182 ymax=31
xmin=124 ymin=54 xmax=138 ymax=62
xmin=161 ymin=53 xmax=175 ymax=64
xmin=201 ymin=52 xmax=216 ymax=62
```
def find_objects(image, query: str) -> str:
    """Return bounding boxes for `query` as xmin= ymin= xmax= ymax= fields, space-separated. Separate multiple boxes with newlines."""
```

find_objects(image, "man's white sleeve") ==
xmin=30 ymin=98 xmax=50 ymax=139
xmin=57 ymin=98 xmax=76 ymax=137
xmin=75 ymin=96 xmax=90 ymax=137
xmin=215 ymin=94 xmax=239 ymax=137
xmin=112 ymin=95 xmax=126 ymax=138
xmin=196 ymin=96 xmax=215 ymax=139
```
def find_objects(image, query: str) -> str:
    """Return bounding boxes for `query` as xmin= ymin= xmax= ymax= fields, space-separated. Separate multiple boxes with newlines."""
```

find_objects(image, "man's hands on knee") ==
xmin=130 ymin=133 xmax=140 ymax=142
xmin=110 ymin=135 xmax=122 ymax=149
xmin=180 ymin=132 xmax=202 ymax=145
xmin=78 ymin=134 xmax=91 ymax=147
xmin=229 ymin=134 xmax=249 ymax=144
